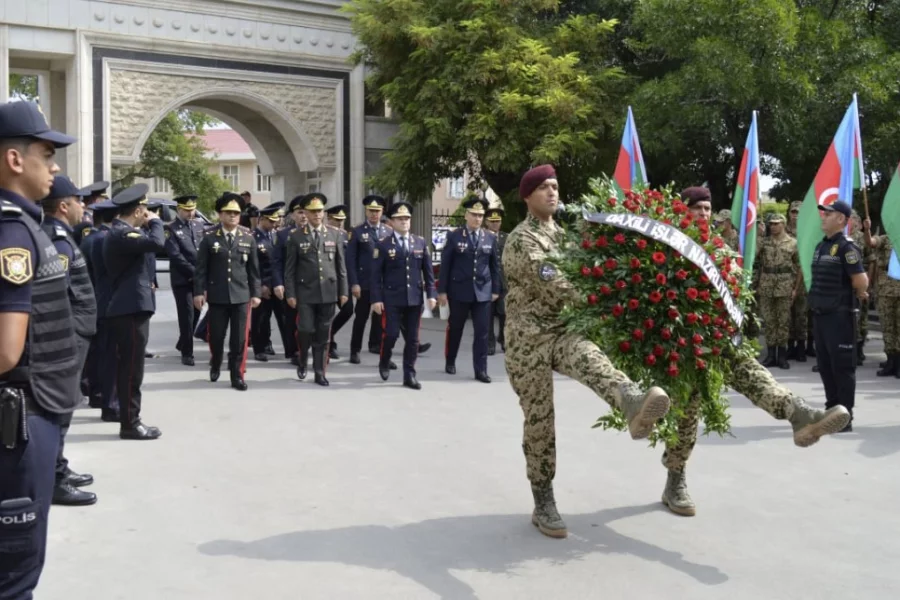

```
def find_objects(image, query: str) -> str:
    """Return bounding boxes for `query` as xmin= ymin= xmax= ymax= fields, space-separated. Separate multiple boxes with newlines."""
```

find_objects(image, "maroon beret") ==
xmin=519 ymin=164 xmax=557 ymax=199
xmin=680 ymin=186 xmax=711 ymax=206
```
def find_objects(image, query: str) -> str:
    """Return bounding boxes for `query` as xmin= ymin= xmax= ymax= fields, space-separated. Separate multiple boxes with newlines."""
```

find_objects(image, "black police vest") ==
xmin=0 ymin=201 xmax=81 ymax=413
xmin=808 ymin=237 xmax=853 ymax=313
xmin=42 ymin=221 xmax=98 ymax=338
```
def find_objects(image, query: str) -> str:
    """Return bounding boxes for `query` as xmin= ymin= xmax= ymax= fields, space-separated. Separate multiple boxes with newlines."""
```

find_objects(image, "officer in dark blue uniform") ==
xmin=371 ymin=203 xmax=437 ymax=390
xmin=40 ymin=175 xmax=99 ymax=507
xmin=484 ymin=207 xmax=508 ymax=355
xmin=250 ymin=202 xmax=284 ymax=361
xmin=438 ymin=197 xmax=500 ymax=382
xmin=103 ymin=184 xmax=165 ymax=440
xmin=0 ymin=100 xmax=82 ymax=598
xmin=326 ymin=204 xmax=353 ymax=359
xmin=164 ymin=195 xmax=206 ymax=366
xmin=75 ymin=180 xmax=110 ymax=233
xmin=809 ymin=201 xmax=869 ymax=432
xmin=346 ymin=195 xmax=390 ymax=362
xmin=272 ymin=195 xmax=307 ymax=364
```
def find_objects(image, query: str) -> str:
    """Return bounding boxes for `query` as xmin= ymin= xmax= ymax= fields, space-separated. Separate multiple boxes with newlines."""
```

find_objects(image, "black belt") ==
xmin=811 ymin=307 xmax=854 ymax=315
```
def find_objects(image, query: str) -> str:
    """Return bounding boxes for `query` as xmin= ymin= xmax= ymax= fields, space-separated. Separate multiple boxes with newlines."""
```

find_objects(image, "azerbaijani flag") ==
xmin=730 ymin=111 xmax=760 ymax=277
xmin=796 ymin=94 xmax=864 ymax=290
xmin=613 ymin=106 xmax=647 ymax=195
xmin=881 ymin=161 xmax=900 ymax=279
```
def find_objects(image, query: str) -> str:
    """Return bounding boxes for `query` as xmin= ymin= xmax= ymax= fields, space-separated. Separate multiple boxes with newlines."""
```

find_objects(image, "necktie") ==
xmin=401 ymin=236 xmax=408 ymax=256
xmin=227 ymin=232 xmax=234 ymax=247
xmin=313 ymin=229 xmax=320 ymax=247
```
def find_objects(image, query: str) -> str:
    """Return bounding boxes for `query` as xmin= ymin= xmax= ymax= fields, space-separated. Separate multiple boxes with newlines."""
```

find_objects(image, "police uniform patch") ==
xmin=165 ymin=230 xmax=170 ymax=239
xmin=59 ymin=254 xmax=69 ymax=271
xmin=830 ymin=244 xmax=839 ymax=256
xmin=373 ymin=248 xmax=379 ymax=259
xmin=126 ymin=232 xmax=142 ymax=239
xmin=0 ymin=248 xmax=33 ymax=285
xmin=846 ymin=249 xmax=860 ymax=265
xmin=83 ymin=229 xmax=91 ymax=238
xmin=539 ymin=263 xmax=557 ymax=281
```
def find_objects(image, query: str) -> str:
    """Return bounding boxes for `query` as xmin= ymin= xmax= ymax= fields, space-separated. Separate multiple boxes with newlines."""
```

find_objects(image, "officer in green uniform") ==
xmin=194 ymin=193 xmax=262 ymax=391
xmin=850 ymin=210 xmax=871 ymax=365
xmin=484 ymin=207 xmax=508 ymax=355
xmin=713 ymin=209 xmax=739 ymax=251
xmin=863 ymin=217 xmax=900 ymax=376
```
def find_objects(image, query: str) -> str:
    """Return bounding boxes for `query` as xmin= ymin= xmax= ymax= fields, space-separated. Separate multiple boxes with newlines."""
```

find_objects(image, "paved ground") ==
xmin=41 ymin=287 xmax=900 ymax=599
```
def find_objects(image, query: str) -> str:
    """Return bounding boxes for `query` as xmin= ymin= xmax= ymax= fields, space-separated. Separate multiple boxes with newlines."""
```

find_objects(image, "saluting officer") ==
xmin=40 ymin=176 xmax=98 ymax=506
xmin=250 ymin=202 xmax=285 ymax=361
xmin=484 ymin=207 xmax=508 ymax=355
xmin=346 ymin=195 xmax=390 ymax=362
xmin=326 ymin=204 xmax=353 ymax=359
xmin=103 ymin=183 xmax=165 ymax=440
xmin=194 ymin=193 xmax=262 ymax=391
xmin=809 ymin=201 xmax=868 ymax=432
xmin=0 ymin=100 xmax=82 ymax=598
xmin=371 ymin=202 xmax=437 ymax=390
xmin=284 ymin=193 xmax=349 ymax=386
xmin=439 ymin=197 xmax=500 ymax=382
xmin=272 ymin=196 xmax=307 ymax=364
xmin=165 ymin=195 xmax=206 ymax=366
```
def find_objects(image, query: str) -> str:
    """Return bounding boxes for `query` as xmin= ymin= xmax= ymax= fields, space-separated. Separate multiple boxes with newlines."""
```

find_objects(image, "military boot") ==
xmin=806 ymin=339 xmax=816 ymax=357
xmin=788 ymin=399 xmax=850 ymax=447
xmin=785 ymin=340 xmax=797 ymax=360
xmin=877 ymin=353 xmax=897 ymax=377
xmin=661 ymin=470 xmax=695 ymax=516
xmin=616 ymin=383 xmax=671 ymax=440
xmin=530 ymin=483 xmax=567 ymax=538
xmin=795 ymin=341 xmax=807 ymax=363
xmin=857 ymin=342 xmax=865 ymax=366
xmin=761 ymin=346 xmax=777 ymax=367
xmin=777 ymin=346 xmax=790 ymax=369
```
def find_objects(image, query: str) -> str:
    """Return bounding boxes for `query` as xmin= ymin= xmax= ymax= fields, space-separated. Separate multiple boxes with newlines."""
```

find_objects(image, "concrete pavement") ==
xmin=41 ymin=289 xmax=900 ymax=599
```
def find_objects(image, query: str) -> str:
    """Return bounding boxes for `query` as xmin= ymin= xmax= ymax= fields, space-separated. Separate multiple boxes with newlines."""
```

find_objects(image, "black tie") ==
xmin=226 ymin=232 xmax=234 ymax=247
xmin=401 ymin=236 xmax=408 ymax=256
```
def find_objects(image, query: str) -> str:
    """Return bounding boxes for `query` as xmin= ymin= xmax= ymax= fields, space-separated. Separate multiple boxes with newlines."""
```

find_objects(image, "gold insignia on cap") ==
xmin=221 ymin=200 xmax=241 ymax=213
xmin=265 ymin=211 xmax=283 ymax=221
xmin=367 ymin=200 xmax=382 ymax=209
xmin=178 ymin=200 xmax=197 ymax=210
xmin=335 ymin=210 xmax=346 ymax=219
xmin=306 ymin=198 xmax=325 ymax=211
xmin=394 ymin=205 xmax=411 ymax=217
xmin=487 ymin=212 xmax=502 ymax=222
xmin=0 ymin=248 xmax=32 ymax=284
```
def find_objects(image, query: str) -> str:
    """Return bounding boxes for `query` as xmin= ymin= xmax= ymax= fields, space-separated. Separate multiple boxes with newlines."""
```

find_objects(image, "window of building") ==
xmin=307 ymin=170 xmax=321 ymax=193
xmin=152 ymin=177 xmax=170 ymax=194
xmin=221 ymin=164 xmax=240 ymax=190
xmin=256 ymin=165 xmax=272 ymax=192
xmin=448 ymin=177 xmax=465 ymax=198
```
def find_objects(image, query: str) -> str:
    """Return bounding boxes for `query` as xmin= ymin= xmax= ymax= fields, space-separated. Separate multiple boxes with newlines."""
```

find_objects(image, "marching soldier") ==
xmin=284 ymin=193 xmax=349 ymax=386
xmin=863 ymin=218 xmax=900 ymax=376
xmin=40 ymin=176 xmax=98 ymax=507
xmin=250 ymin=202 xmax=284 ymax=361
xmin=439 ymin=197 xmax=500 ymax=382
xmin=753 ymin=212 xmax=801 ymax=369
xmin=346 ymin=195 xmax=390 ymax=363
xmin=713 ymin=209 xmax=740 ymax=251
xmin=194 ymin=193 xmax=262 ymax=391
xmin=371 ymin=202 xmax=437 ymax=390
xmin=484 ymin=207 xmax=508 ymax=355
xmin=272 ymin=196 xmax=307 ymax=364
xmin=165 ymin=195 xmax=206 ymax=366
xmin=103 ymin=184 xmax=165 ymax=440
xmin=326 ymin=204 xmax=354 ymax=359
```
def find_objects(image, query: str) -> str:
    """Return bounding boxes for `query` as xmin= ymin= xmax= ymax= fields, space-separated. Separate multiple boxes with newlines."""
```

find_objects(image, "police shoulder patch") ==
xmin=0 ymin=247 xmax=33 ymax=285
xmin=539 ymin=263 xmax=557 ymax=281
xmin=164 ymin=230 xmax=170 ymax=239
xmin=373 ymin=248 xmax=379 ymax=259
xmin=83 ymin=229 xmax=91 ymax=238
xmin=126 ymin=232 xmax=143 ymax=239
xmin=845 ymin=249 xmax=860 ymax=265
xmin=59 ymin=253 xmax=69 ymax=271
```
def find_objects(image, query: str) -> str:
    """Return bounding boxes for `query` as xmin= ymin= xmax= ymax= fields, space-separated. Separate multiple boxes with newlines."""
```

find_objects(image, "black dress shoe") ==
xmin=255 ymin=353 xmax=269 ymax=362
xmin=403 ymin=376 xmax=422 ymax=390
xmin=231 ymin=378 xmax=248 ymax=391
xmin=379 ymin=362 xmax=390 ymax=381
xmin=120 ymin=423 xmax=162 ymax=440
xmin=88 ymin=397 xmax=103 ymax=409
xmin=487 ymin=346 xmax=496 ymax=356
xmin=297 ymin=365 xmax=307 ymax=380
xmin=475 ymin=372 xmax=492 ymax=383
xmin=389 ymin=361 xmax=398 ymax=370
xmin=62 ymin=468 xmax=94 ymax=488
xmin=100 ymin=409 xmax=120 ymax=423
xmin=176 ymin=340 xmax=182 ymax=352
xmin=418 ymin=343 xmax=431 ymax=354
xmin=265 ymin=344 xmax=276 ymax=356
xmin=812 ymin=365 xmax=819 ymax=373
xmin=329 ymin=348 xmax=339 ymax=360
xmin=445 ymin=364 xmax=456 ymax=375
xmin=369 ymin=345 xmax=380 ymax=355
xmin=210 ymin=367 xmax=221 ymax=382
xmin=314 ymin=373 xmax=330 ymax=387
xmin=52 ymin=482 xmax=97 ymax=506
xmin=290 ymin=355 xmax=300 ymax=366
xmin=838 ymin=422 xmax=853 ymax=433
xmin=144 ymin=352 xmax=154 ymax=359
xmin=181 ymin=356 xmax=195 ymax=366
xmin=350 ymin=352 xmax=361 ymax=364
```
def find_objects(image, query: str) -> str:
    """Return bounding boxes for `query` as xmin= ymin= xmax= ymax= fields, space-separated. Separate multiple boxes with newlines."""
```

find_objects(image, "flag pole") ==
xmin=862 ymin=174 xmax=870 ymax=221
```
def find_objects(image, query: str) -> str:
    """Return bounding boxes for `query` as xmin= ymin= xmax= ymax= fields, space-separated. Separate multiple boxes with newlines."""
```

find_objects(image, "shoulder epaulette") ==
xmin=52 ymin=227 xmax=68 ymax=240
xmin=0 ymin=200 xmax=22 ymax=216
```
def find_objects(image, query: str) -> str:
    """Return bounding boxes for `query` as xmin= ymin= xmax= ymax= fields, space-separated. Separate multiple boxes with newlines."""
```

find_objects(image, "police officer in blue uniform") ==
xmin=194 ymin=193 xmax=262 ymax=391
xmin=103 ymin=184 xmax=165 ymax=440
xmin=40 ymin=176 xmax=99 ymax=507
xmin=74 ymin=180 xmax=109 ymax=237
xmin=272 ymin=195 xmax=307 ymax=364
xmin=438 ymin=197 xmax=500 ymax=382
xmin=164 ymin=195 xmax=206 ymax=366
xmin=250 ymin=202 xmax=284 ymax=361
xmin=326 ymin=204 xmax=353 ymax=359
xmin=0 ymin=100 xmax=82 ymax=598
xmin=809 ymin=201 xmax=869 ymax=432
xmin=371 ymin=203 xmax=437 ymax=390
xmin=346 ymin=195 xmax=390 ymax=363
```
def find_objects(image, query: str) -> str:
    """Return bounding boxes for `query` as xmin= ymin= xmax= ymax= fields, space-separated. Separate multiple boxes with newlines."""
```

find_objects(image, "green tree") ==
xmin=9 ymin=74 xmax=38 ymax=101
xmin=113 ymin=111 xmax=230 ymax=215
xmin=345 ymin=0 xmax=627 ymax=215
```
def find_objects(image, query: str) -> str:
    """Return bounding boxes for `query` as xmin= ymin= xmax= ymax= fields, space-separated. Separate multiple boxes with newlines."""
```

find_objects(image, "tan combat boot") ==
xmin=789 ymin=399 xmax=851 ymax=447
xmin=617 ymin=383 xmax=671 ymax=440
xmin=662 ymin=469 xmax=696 ymax=516
xmin=531 ymin=483 xmax=568 ymax=538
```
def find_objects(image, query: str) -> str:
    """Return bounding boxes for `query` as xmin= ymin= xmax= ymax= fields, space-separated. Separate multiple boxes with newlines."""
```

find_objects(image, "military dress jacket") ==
xmin=284 ymin=224 xmax=349 ymax=305
xmin=164 ymin=217 xmax=206 ymax=288
xmin=102 ymin=218 xmax=166 ymax=317
xmin=346 ymin=221 xmax=392 ymax=290
xmin=194 ymin=225 xmax=261 ymax=305
xmin=252 ymin=227 xmax=276 ymax=290
xmin=438 ymin=227 xmax=501 ymax=303
xmin=271 ymin=224 xmax=296 ymax=289
xmin=371 ymin=233 xmax=437 ymax=307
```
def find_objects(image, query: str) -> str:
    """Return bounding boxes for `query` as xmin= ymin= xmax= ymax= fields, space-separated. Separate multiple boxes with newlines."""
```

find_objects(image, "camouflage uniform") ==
xmin=850 ymin=225 xmax=872 ymax=361
xmin=754 ymin=220 xmax=799 ymax=366
xmin=786 ymin=201 xmax=808 ymax=360
xmin=874 ymin=236 xmax=900 ymax=376
xmin=713 ymin=209 xmax=739 ymax=251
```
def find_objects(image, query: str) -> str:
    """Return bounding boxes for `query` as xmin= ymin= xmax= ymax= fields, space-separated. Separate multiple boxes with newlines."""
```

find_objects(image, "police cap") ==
xmin=91 ymin=199 xmax=118 ymax=214
xmin=362 ymin=195 xmax=386 ymax=210
xmin=43 ymin=175 xmax=81 ymax=201
xmin=260 ymin=202 xmax=285 ymax=221
xmin=462 ymin=197 xmax=486 ymax=215
xmin=246 ymin=204 xmax=260 ymax=218
xmin=111 ymin=183 xmax=150 ymax=208
xmin=78 ymin=180 xmax=110 ymax=198
xmin=216 ymin=192 xmax=243 ymax=213
xmin=818 ymin=201 xmax=851 ymax=218
xmin=301 ymin=193 xmax=328 ymax=211
xmin=326 ymin=204 xmax=348 ymax=220
xmin=486 ymin=207 xmax=504 ymax=222
xmin=387 ymin=202 xmax=413 ymax=219
xmin=174 ymin=195 xmax=198 ymax=210
xmin=0 ymin=101 xmax=76 ymax=147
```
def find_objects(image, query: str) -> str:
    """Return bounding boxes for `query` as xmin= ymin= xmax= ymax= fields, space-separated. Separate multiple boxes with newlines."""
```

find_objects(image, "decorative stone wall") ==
xmin=108 ymin=69 xmax=337 ymax=167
